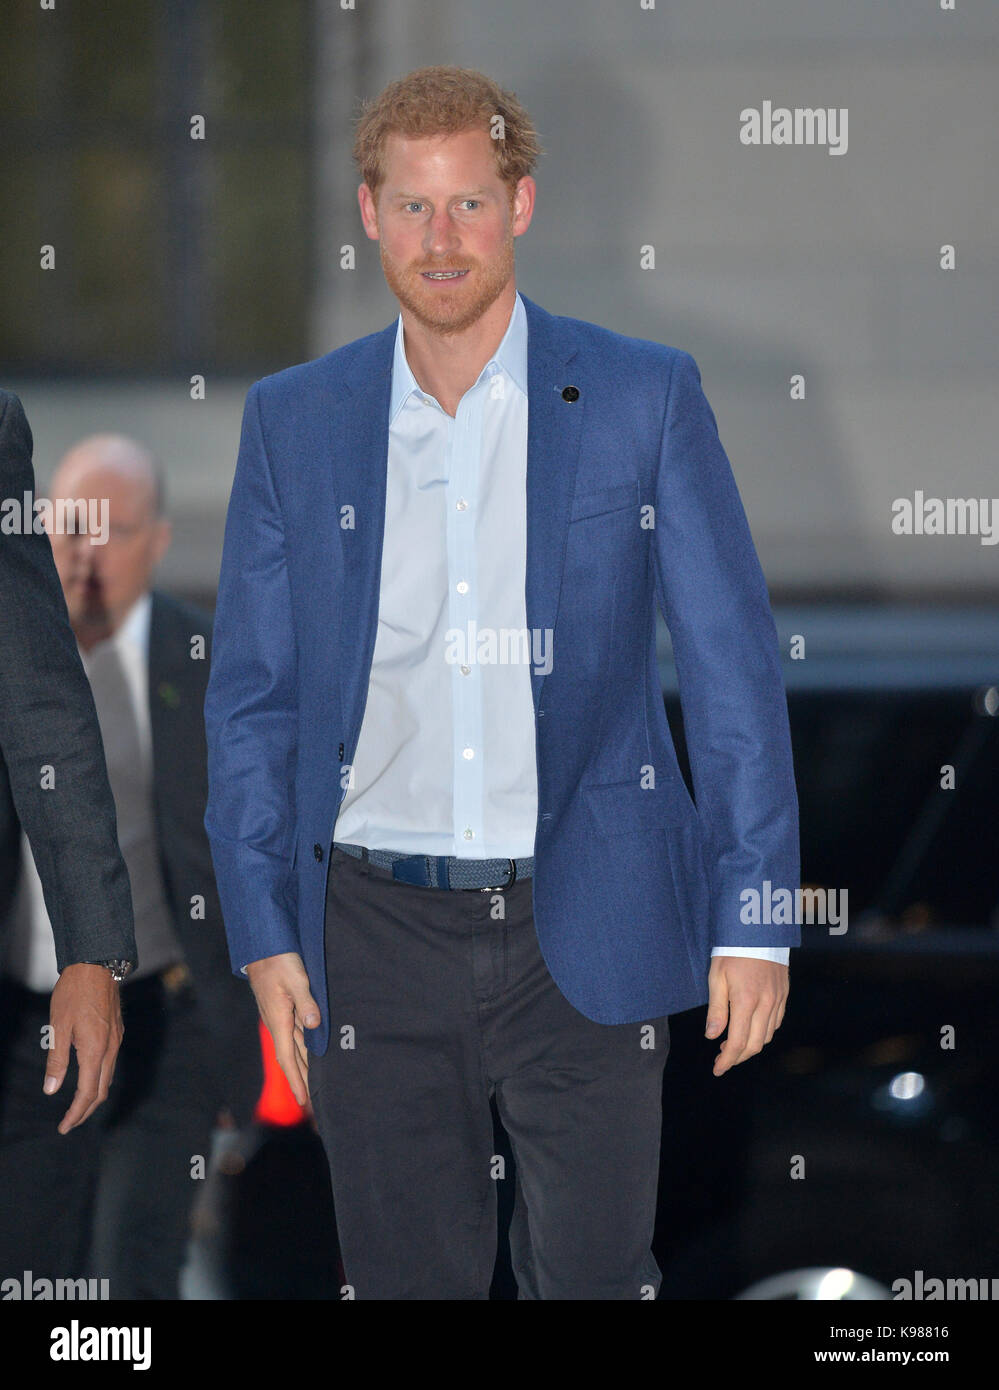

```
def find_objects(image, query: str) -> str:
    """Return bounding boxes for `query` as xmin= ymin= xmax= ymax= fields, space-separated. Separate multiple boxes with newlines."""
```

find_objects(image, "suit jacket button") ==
xmin=561 ymin=385 xmax=579 ymax=402
xmin=313 ymin=844 xmax=324 ymax=862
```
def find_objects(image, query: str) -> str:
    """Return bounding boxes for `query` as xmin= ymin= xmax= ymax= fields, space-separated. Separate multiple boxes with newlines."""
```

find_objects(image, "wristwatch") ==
xmin=86 ymin=959 xmax=135 ymax=982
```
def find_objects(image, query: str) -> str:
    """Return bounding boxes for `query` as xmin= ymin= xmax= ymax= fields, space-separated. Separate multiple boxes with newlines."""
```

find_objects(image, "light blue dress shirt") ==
xmin=334 ymin=292 xmax=788 ymax=966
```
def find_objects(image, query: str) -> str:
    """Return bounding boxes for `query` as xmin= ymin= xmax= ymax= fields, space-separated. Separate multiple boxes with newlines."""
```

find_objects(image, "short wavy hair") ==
xmin=353 ymin=65 xmax=543 ymax=204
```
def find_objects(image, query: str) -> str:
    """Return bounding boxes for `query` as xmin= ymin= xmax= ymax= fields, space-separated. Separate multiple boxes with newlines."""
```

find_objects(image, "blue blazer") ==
xmin=204 ymin=293 xmax=800 ymax=1056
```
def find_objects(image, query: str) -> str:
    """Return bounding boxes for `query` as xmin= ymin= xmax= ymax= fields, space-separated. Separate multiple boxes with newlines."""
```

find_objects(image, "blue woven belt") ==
xmin=332 ymin=841 xmax=533 ymax=891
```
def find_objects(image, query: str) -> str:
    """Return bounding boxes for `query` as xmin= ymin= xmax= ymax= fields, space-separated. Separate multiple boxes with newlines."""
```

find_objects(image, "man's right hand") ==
xmin=46 ymin=962 xmax=124 ymax=1133
xmin=245 ymin=952 xmax=320 ymax=1105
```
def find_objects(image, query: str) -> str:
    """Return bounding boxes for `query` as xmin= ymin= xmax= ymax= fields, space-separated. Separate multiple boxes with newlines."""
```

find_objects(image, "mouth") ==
xmin=420 ymin=269 xmax=469 ymax=284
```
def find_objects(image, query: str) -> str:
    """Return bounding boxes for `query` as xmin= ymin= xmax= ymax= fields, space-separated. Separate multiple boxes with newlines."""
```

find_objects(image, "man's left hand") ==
xmin=705 ymin=956 xmax=788 ymax=1075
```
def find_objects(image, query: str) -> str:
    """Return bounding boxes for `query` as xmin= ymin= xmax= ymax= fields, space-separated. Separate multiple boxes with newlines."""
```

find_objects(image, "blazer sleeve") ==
xmin=203 ymin=381 xmax=301 ymax=974
xmin=651 ymin=352 xmax=800 ymax=949
xmin=0 ymin=389 xmax=137 ymax=969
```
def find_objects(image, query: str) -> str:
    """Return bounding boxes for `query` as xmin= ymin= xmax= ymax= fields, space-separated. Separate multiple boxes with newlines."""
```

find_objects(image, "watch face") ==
xmin=99 ymin=959 xmax=133 ymax=981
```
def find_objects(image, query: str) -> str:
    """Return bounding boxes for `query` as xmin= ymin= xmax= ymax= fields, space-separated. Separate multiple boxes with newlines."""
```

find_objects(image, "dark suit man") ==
xmin=204 ymin=67 xmax=800 ymax=1298
xmin=0 ymin=388 xmax=136 ymax=1146
xmin=0 ymin=431 xmax=261 ymax=1297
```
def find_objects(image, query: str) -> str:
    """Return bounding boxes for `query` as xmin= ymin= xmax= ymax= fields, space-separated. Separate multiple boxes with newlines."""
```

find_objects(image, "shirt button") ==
xmin=456 ymin=498 xmax=468 ymax=511
xmin=463 ymin=828 xmax=474 ymax=840
xmin=462 ymin=747 xmax=474 ymax=760
xmin=460 ymin=664 xmax=471 ymax=676
xmin=456 ymin=580 xmax=469 ymax=594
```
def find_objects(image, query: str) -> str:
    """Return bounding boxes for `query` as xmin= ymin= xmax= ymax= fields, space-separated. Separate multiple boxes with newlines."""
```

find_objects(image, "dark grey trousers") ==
xmin=307 ymin=845 xmax=670 ymax=1300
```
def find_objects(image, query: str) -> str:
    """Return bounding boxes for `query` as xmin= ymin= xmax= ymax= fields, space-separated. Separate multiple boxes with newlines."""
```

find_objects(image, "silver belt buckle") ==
xmin=474 ymin=858 xmax=517 ymax=892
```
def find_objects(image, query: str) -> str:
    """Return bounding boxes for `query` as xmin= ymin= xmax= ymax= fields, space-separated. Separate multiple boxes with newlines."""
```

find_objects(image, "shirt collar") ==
xmin=79 ymin=590 xmax=152 ymax=664
xmin=389 ymin=290 xmax=528 ymax=423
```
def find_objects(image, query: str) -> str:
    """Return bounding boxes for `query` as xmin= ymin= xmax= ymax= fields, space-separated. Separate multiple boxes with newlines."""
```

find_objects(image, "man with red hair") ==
xmin=205 ymin=66 xmax=799 ymax=1299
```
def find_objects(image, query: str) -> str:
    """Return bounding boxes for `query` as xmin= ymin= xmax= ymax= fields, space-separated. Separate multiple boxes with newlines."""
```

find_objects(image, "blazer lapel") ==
xmin=320 ymin=324 xmax=395 ymax=727
xmin=521 ymin=293 xmax=585 ymax=713
xmin=147 ymin=588 xmax=165 ymax=754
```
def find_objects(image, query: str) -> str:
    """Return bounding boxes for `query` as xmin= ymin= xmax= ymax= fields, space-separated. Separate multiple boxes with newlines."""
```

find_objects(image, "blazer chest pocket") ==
xmin=569 ymin=479 xmax=640 ymax=523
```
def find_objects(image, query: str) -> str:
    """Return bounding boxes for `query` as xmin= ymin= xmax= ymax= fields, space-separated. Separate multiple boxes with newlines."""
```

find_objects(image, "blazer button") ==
xmin=561 ymin=385 xmax=579 ymax=402
xmin=313 ymin=844 xmax=324 ymax=862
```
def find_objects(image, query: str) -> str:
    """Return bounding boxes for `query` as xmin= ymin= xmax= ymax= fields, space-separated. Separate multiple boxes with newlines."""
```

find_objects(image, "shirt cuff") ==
xmin=711 ymin=946 xmax=790 ymax=965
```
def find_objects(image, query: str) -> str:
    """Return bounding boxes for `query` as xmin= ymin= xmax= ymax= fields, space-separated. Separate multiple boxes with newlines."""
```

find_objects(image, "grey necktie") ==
xmin=85 ymin=638 xmax=181 ymax=980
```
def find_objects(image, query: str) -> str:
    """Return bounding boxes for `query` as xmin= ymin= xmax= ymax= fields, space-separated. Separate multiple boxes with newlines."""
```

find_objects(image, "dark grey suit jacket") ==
xmin=146 ymin=589 xmax=263 ymax=1124
xmin=0 ymin=388 xmax=136 ymax=970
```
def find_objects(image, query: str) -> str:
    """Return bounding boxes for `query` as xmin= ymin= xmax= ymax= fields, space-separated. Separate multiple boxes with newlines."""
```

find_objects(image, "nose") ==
xmin=424 ymin=206 xmax=461 ymax=257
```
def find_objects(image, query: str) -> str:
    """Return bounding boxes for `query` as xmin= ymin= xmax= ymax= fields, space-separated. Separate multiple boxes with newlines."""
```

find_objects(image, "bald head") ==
xmin=48 ymin=433 xmax=172 ymax=650
xmin=52 ymin=433 xmax=166 ymax=521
